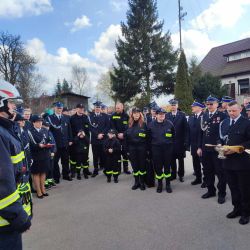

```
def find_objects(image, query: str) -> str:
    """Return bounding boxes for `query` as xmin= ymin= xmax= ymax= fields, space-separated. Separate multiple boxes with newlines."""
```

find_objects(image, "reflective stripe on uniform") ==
xmin=0 ymin=190 xmax=20 ymax=210
xmin=155 ymin=174 xmax=164 ymax=180
xmin=165 ymin=133 xmax=172 ymax=138
xmin=123 ymin=121 xmax=128 ymax=125
xmin=112 ymin=116 xmax=121 ymax=119
xmin=105 ymin=171 xmax=113 ymax=175
xmin=163 ymin=173 xmax=171 ymax=179
xmin=138 ymin=133 xmax=146 ymax=138
xmin=133 ymin=171 xmax=140 ymax=176
xmin=76 ymin=165 xmax=81 ymax=169
xmin=69 ymin=160 xmax=77 ymax=165
xmin=113 ymin=171 xmax=119 ymax=175
xmin=0 ymin=216 xmax=10 ymax=226
xmin=11 ymin=151 xmax=25 ymax=164
xmin=139 ymin=171 xmax=146 ymax=175
xmin=82 ymin=165 xmax=89 ymax=169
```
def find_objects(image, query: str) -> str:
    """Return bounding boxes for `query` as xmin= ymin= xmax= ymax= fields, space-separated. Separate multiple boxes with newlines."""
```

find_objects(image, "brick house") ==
xmin=199 ymin=38 xmax=250 ymax=103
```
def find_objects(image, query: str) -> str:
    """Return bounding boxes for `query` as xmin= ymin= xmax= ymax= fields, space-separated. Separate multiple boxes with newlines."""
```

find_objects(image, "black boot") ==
xmin=157 ymin=179 xmax=163 ymax=193
xmin=132 ymin=176 xmax=140 ymax=190
xmin=91 ymin=169 xmax=99 ymax=178
xmin=114 ymin=175 xmax=119 ymax=183
xmin=77 ymin=172 xmax=81 ymax=180
xmin=139 ymin=176 xmax=146 ymax=191
xmin=83 ymin=168 xmax=89 ymax=179
xmin=166 ymin=180 xmax=172 ymax=193
xmin=107 ymin=176 xmax=111 ymax=183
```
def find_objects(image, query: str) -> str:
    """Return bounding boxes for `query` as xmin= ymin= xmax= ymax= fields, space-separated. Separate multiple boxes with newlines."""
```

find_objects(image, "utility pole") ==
xmin=178 ymin=0 xmax=187 ymax=51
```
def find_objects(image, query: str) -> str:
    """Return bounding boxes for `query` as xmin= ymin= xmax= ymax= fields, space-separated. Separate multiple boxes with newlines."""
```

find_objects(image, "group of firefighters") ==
xmin=1 ymin=78 xmax=250 ymax=249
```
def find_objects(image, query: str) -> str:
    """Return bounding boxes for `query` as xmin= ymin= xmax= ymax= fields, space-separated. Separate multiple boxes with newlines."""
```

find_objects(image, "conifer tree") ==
xmin=111 ymin=0 xmax=177 ymax=103
xmin=174 ymin=50 xmax=193 ymax=114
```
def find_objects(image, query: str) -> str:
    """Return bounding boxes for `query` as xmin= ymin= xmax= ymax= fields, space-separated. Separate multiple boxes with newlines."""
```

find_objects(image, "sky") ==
xmin=0 ymin=0 xmax=250 ymax=101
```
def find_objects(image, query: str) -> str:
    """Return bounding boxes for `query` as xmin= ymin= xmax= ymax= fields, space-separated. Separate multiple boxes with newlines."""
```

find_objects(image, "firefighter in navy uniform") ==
xmin=166 ymin=99 xmax=189 ymax=182
xmin=147 ymin=108 xmax=175 ymax=193
xmin=46 ymin=102 xmax=73 ymax=183
xmin=245 ymin=103 xmax=250 ymax=120
xmin=89 ymin=101 xmax=110 ymax=177
xmin=111 ymin=103 xmax=131 ymax=174
xmin=0 ymin=79 xmax=32 ymax=250
xmin=220 ymin=101 xmax=250 ymax=225
xmin=124 ymin=108 xmax=148 ymax=190
xmin=103 ymin=129 xmax=121 ymax=183
xmin=221 ymin=96 xmax=233 ymax=117
xmin=70 ymin=103 xmax=91 ymax=177
xmin=188 ymin=101 xmax=205 ymax=186
xmin=197 ymin=96 xmax=227 ymax=204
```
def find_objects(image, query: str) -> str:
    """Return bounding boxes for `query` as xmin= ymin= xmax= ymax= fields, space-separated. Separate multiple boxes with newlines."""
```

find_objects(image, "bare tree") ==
xmin=0 ymin=31 xmax=36 ymax=85
xmin=71 ymin=65 xmax=88 ymax=95
xmin=96 ymin=70 xmax=116 ymax=104
xmin=0 ymin=31 xmax=45 ymax=104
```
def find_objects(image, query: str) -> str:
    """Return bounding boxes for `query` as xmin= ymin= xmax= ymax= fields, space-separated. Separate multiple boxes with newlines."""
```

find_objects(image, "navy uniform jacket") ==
xmin=88 ymin=113 xmax=110 ymax=145
xmin=188 ymin=112 xmax=203 ymax=156
xmin=46 ymin=114 xmax=73 ymax=148
xmin=198 ymin=110 xmax=227 ymax=152
xmin=124 ymin=122 xmax=148 ymax=149
xmin=70 ymin=113 xmax=90 ymax=137
xmin=110 ymin=111 xmax=129 ymax=133
xmin=220 ymin=116 xmax=250 ymax=170
xmin=16 ymin=126 xmax=32 ymax=170
xmin=147 ymin=120 xmax=175 ymax=146
xmin=166 ymin=111 xmax=189 ymax=158
xmin=0 ymin=117 xmax=31 ymax=233
xmin=28 ymin=127 xmax=51 ymax=161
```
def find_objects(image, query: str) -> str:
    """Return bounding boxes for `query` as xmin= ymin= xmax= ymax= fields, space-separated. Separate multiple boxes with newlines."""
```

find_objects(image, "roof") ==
xmin=199 ymin=38 xmax=250 ymax=77
xmin=58 ymin=92 xmax=90 ymax=99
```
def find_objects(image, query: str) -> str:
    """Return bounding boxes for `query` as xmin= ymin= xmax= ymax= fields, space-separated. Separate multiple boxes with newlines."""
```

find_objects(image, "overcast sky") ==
xmin=1 ymin=0 xmax=250 ymax=100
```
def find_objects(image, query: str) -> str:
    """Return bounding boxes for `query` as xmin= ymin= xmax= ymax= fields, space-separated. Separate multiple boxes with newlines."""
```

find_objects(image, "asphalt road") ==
xmin=23 ymin=153 xmax=250 ymax=250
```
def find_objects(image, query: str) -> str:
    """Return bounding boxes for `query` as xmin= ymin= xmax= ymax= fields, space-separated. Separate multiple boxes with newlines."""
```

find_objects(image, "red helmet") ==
xmin=0 ymin=78 xmax=23 ymax=108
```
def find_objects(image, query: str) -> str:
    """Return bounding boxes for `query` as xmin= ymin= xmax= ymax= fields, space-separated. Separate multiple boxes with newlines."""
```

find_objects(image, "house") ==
xmin=199 ymin=38 xmax=250 ymax=103
xmin=28 ymin=92 xmax=90 ymax=114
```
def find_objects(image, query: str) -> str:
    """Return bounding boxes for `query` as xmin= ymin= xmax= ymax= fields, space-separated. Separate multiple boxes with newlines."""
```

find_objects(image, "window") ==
xmin=228 ymin=50 xmax=250 ymax=62
xmin=238 ymin=78 xmax=250 ymax=95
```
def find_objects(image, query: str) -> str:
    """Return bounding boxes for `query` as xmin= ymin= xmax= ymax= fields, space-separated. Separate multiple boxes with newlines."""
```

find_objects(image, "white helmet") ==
xmin=0 ymin=78 xmax=23 ymax=108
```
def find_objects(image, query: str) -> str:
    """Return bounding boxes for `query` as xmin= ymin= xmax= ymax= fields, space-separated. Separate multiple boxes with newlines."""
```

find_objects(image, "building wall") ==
xmin=221 ymin=73 xmax=250 ymax=104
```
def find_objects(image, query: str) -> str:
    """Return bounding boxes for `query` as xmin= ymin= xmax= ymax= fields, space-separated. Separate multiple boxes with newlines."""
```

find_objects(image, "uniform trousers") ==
xmin=170 ymin=157 xmax=184 ymax=178
xmin=0 ymin=231 xmax=22 ymax=250
xmin=202 ymin=151 xmax=226 ymax=197
xmin=104 ymin=153 xmax=121 ymax=178
xmin=92 ymin=144 xmax=105 ymax=172
xmin=152 ymin=144 xmax=173 ymax=182
xmin=192 ymin=153 xmax=202 ymax=181
xmin=75 ymin=151 xmax=89 ymax=173
xmin=225 ymin=169 xmax=250 ymax=216
xmin=128 ymin=145 xmax=146 ymax=175
xmin=54 ymin=146 xmax=70 ymax=180
xmin=119 ymin=140 xmax=129 ymax=171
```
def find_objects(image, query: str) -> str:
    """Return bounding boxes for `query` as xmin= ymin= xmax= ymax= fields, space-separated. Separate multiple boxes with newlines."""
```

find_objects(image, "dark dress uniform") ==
xmin=147 ymin=115 xmax=175 ymax=193
xmin=103 ymin=135 xmax=121 ymax=183
xmin=70 ymin=113 xmax=91 ymax=176
xmin=220 ymin=115 xmax=250 ymax=224
xmin=124 ymin=121 xmax=148 ymax=190
xmin=73 ymin=132 xmax=90 ymax=180
xmin=89 ymin=112 xmax=110 ymax=175
xmin=28 ymin=127 xmax=51 ymax=175
xmin=198 ymin=110 xmax=227 ymax=201
xmin=46 ymin=114 xmax=73 ymax=182
xmin=188 ymin=112 xmax=204 ymax=184
xmin=0 ymin=117 xmax=32 ymax=249
xmin=111 ymin=111 xmax=130 ymax=173
xmin=166 ymin=111 xmax=189 ymax=181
